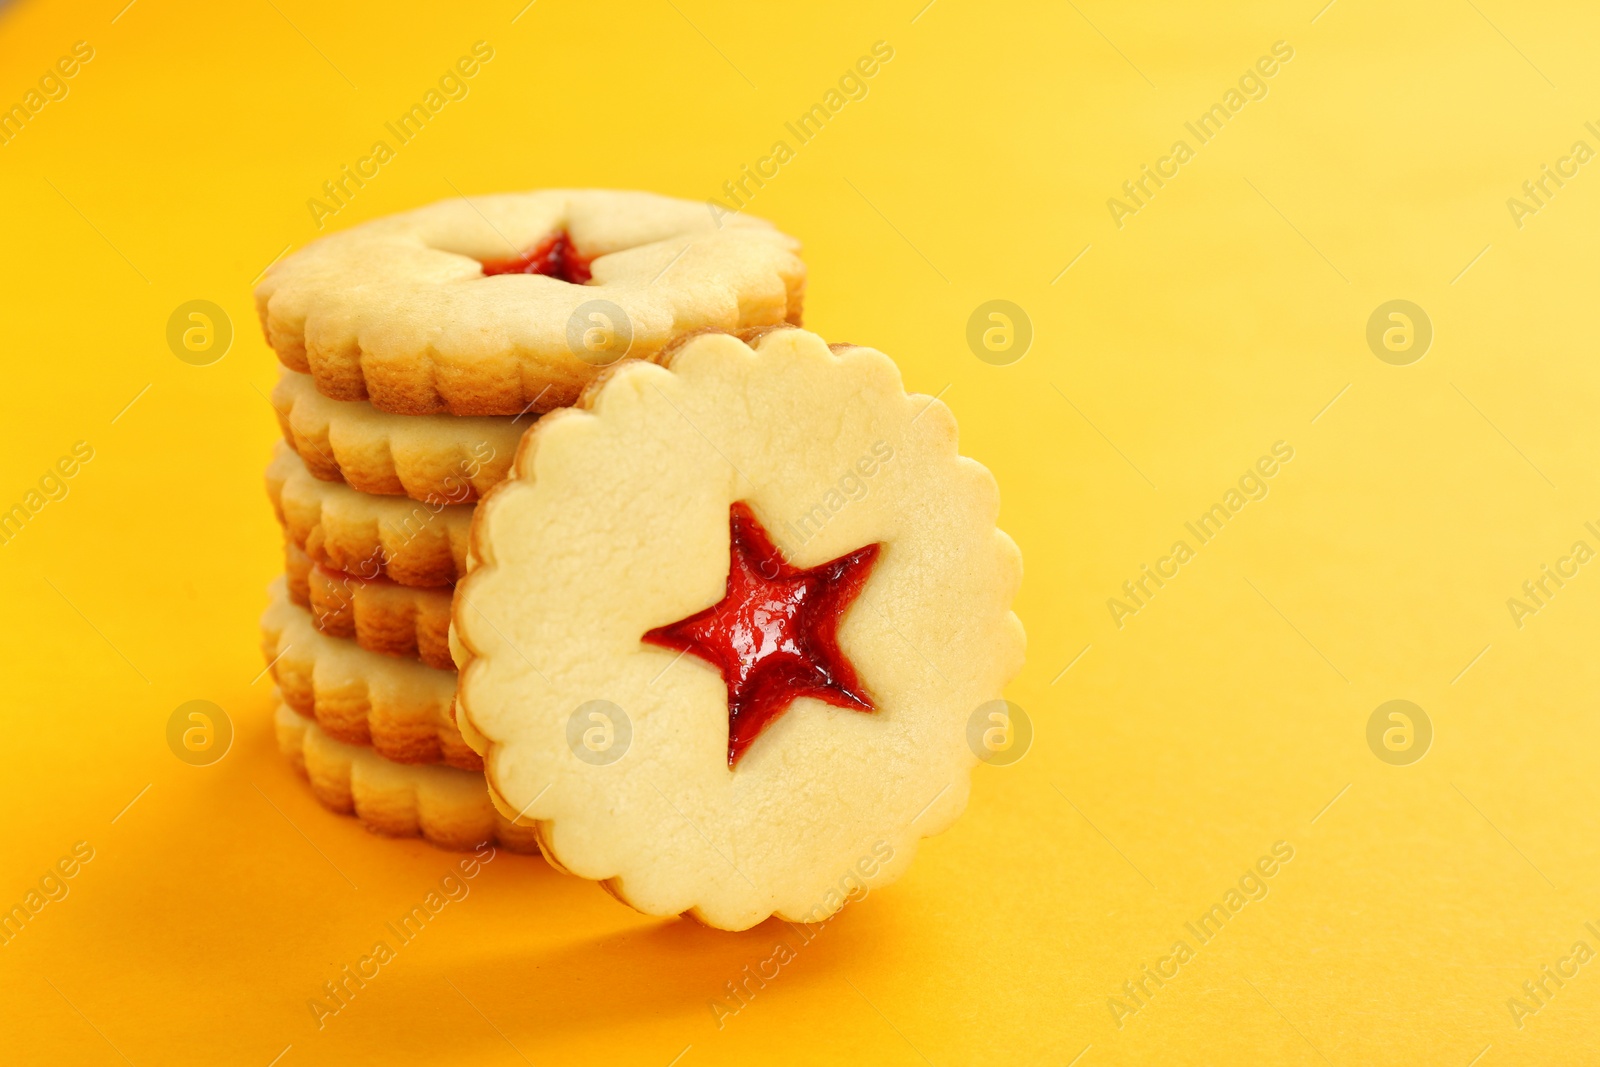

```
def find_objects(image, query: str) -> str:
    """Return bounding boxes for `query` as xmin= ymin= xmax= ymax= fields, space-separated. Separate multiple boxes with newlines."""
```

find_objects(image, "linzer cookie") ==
xmin=275 ymin=700 xmax=539 ymax=853
xmin=454 ymin=327 xmax=1024 ymax=930
xmin=285 ymin=542 xmax=454 ymax=669
xmin=262 ymin=579 xmax=476 ymax=770
xmin=305 ymin=562 xmax=455 ymax=671
xmin=267 ymin=442 xmax=471 ymax=588
xmin=255 ymin=190 xmax=806 ymax=416
xmin=271 ymin=369 xmax=522 ymax=502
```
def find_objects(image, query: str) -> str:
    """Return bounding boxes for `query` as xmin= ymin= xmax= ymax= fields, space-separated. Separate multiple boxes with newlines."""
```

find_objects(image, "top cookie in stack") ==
xmin=256 ymin=189 xmax=807 ymax=416
xmin=257 ymin=190 xmax=807 ymax=851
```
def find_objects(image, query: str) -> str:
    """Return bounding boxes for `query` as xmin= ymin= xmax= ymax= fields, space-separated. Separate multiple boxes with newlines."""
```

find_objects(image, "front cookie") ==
xmin=455 ymin=328 xmax=1024 ymax=930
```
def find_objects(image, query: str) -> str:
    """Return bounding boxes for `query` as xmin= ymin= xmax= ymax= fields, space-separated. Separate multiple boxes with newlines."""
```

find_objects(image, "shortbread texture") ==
xmin=256 ymin=190 xmax=806 ymax=415
xmin=272 ymin=369 xmax=522 ymax=501
xmin=455 ymin=328 xmax=1024 ymax=930
xmin=275 ymin=701 xmax=539 ymax=853
xmin=286 ymin=542 xmax=454 ymax=669
xmin=262 ymin=579 xmax=477 ymax=769
xmin=268 ymin=442 xmax=472 ymax=587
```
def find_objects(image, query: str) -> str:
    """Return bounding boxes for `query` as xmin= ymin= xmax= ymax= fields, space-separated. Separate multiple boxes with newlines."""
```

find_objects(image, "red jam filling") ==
xmin=479 ymin=230 xmax=592 ymax=283
xmin=644 ymin=502 xmax=881 ymax=767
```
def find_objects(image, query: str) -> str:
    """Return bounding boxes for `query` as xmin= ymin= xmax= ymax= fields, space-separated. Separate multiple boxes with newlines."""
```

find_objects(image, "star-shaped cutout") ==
xmin=643 ymin=502 xmax=881 ymax=767
xmin=479 ymin=230 xmax=592 ymax=283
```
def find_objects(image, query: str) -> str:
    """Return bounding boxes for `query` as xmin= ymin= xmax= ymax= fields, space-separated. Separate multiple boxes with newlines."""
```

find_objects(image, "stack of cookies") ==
xmin=258 ymin=190 xmax=807 ymax=854
xmin=258 ymin=188 xmax=1024 ymax=931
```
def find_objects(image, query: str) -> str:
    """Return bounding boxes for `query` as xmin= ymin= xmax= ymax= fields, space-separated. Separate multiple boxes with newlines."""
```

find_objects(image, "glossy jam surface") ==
xmin=479 ymin=230 xmax=592 ymax=283
xmin=643 ymin=503 xmax=881 ymax=767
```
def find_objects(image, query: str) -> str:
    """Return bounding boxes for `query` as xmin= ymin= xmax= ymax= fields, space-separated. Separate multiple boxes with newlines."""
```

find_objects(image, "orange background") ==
xmin=4 ymin=0 xmax=1600 ymax=1063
